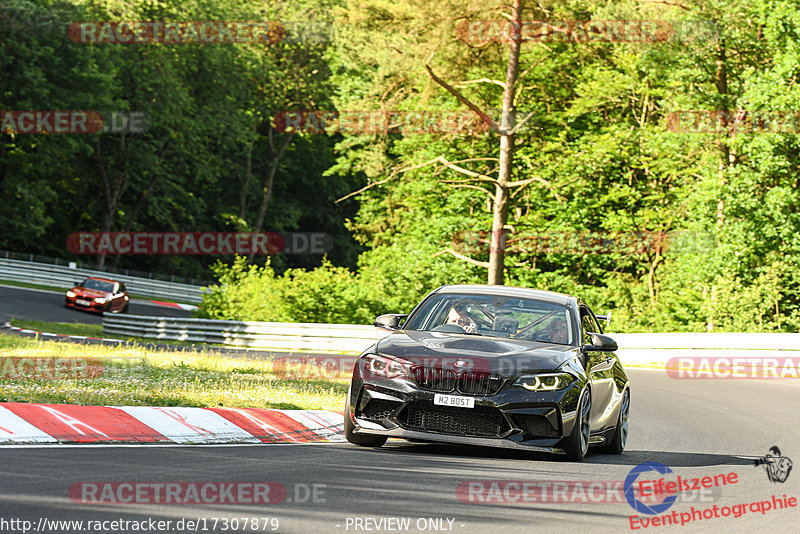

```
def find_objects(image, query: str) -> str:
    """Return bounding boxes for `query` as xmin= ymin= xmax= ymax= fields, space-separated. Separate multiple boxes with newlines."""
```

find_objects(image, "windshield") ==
xmin=404 ymin=293 xmax=577 ymax=345
xmin=80 ymin=279 xmax=114 ymax=293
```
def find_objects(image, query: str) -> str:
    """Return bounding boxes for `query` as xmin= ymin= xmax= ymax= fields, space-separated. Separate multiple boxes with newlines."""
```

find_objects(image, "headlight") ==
xmin=513 ymin=372 xmax=575 ymax=391
xmin=66 ymin=291 xmax=75 ymax=297
xmin=362 ymin=354 xmax=409 ymax=379
xmin=94 ymin=297 xmax=106 ymax=304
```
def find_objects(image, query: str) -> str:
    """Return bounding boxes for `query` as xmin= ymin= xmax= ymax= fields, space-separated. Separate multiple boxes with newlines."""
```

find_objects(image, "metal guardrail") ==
xmin=0 ymin=258 xmax=208 ymax=304
xmin=103 ymin=314 xmax=387 ymax=353
xmin=103 ymin=315 xmax=800 ymax=360
xmin=610 ymin=333 xmax=800 ymax=367
xmin=0 ymin=249 xmax=211 ymax=286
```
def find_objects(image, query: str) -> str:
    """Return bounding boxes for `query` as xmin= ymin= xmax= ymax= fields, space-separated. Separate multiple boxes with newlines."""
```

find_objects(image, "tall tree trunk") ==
xmin=708 ymin=38 xmax=730 ymax=331
xmin=0 ymin=138 xmax=6 ymax=189
xmin=94 ymin=136 xmax=129 ymax=269
xmin=239 ymin=141 xmax=254 ymax=221
xmin=487 ymin=0 xmax=522 ymax=285
xmin=715 ymin=39 xmax=729 ymax=229
xmin=111 ymin=173 xmax=159 ymax=268
xmin=253 ymin=127 xmax=293 ymax=233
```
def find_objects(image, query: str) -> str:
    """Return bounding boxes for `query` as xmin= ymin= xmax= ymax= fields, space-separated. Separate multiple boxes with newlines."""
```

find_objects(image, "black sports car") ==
xmin=344 ymin=284 xmax=630 ymax=461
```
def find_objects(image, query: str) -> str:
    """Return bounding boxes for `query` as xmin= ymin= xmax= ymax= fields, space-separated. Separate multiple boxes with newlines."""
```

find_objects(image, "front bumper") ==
xmin=348 ymin=375 xmax=584 ymax=452
xmin=65 ymin=297 xmax=107 ymax=313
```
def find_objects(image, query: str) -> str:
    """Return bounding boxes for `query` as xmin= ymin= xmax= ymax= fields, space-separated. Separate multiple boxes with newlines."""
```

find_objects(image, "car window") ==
xmin=403 ymin=293 xmax=577 ymax=345
xmin=81 ymin=279 xmax=114 ymax=292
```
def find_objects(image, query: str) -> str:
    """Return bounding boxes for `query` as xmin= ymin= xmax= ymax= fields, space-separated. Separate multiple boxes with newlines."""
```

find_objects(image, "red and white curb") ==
xmin=146 ymin=300 xmax=198 ymax=312
xmin=1 ymin=322 xmax=123 ymax=344
xmin=0 ymin=403 xmax=344 ymax=445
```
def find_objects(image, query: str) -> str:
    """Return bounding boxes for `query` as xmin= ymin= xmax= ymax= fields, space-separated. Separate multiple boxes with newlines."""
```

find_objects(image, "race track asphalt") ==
xmin=0 ymin=284 xmax=194 ymax=324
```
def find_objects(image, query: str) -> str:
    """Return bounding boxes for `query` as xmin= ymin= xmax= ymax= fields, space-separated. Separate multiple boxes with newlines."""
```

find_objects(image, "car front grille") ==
xmin=411 ymin=367 xmax=457 ymax=391
xmin=411 ymin=367 xmax=504 ymax=396
xmin=399 ymin=402 xmax=507 ymax=438
xmin=457 ymin=371 xmax=505 ymax=395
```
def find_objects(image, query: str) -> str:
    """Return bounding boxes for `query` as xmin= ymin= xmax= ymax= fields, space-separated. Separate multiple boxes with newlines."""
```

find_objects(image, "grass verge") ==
xmin=0 ymin=334 xmax=347 ymax=411
xmin=8 ymin=318 xmax=104 ymax=338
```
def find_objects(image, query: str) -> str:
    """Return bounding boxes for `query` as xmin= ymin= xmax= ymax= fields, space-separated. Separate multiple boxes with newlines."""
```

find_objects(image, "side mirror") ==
xmin=75 ymin=281 xmax=82 ymax=287
xmin=583 ymin=333 xmax=618 ymax=352
xmin=374 ymin=314 xmax=408 ymax=331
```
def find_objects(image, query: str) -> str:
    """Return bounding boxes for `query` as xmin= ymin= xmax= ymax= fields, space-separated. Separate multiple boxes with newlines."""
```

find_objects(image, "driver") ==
xmin=446 ymin=302 xmax=479 ymax=334
xmin=546 ymin=317 xmax=569 ymax=344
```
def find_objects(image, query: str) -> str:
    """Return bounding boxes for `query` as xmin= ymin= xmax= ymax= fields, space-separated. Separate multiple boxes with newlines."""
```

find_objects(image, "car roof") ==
xmin=433 ymin=284 xmax=578 ymax=306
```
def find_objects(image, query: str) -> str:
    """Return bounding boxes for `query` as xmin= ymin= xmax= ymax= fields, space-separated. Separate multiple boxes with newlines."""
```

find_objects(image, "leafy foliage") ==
xmin=3 ymin=0 xmax=800 ymax=331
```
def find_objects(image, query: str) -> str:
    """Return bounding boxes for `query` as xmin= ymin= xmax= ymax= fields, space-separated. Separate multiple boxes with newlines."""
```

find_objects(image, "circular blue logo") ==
xmin=624 ymin=462 xmax=678 ymax=515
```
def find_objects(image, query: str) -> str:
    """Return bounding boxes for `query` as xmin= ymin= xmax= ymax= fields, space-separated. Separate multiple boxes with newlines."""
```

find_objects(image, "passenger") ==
xmin=546 ymin=317 xmax=569 ymax=344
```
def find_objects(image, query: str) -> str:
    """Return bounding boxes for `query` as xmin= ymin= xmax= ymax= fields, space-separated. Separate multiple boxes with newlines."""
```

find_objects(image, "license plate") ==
xmin=434 ymin=394 xmax=474 ymax=408
xmin=76 ymin=299 xmax=91 ymax=306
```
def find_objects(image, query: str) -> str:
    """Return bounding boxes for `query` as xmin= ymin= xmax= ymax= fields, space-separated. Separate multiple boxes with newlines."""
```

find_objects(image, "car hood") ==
xmin=73 ymin=287 xmax=111 ymax=298
xmin=374 ymin=330 xmax=578 ymax=376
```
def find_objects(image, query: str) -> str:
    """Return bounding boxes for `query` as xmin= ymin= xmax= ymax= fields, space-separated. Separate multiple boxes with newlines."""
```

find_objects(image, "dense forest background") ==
xmin=2 ymin=0 xmax=799 ymax=332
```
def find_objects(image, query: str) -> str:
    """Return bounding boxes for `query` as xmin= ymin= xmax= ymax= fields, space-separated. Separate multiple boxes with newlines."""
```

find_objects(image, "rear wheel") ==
xmin=601 ymin=389 xmax=629 ymax=454
xmin=563 ymin=389 xmax=591 ymax=461
xmin=344 ymin=387 xmax=387 ymax=448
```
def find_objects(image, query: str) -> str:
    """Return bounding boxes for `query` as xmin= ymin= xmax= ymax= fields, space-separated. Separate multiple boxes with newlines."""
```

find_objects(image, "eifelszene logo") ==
xmin=624 ymin=462 xmax=678 ymax=515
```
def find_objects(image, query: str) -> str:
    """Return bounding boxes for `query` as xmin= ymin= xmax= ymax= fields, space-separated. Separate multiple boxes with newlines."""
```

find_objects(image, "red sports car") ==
xmin=65 ymin=276 xmax=130 ymax=313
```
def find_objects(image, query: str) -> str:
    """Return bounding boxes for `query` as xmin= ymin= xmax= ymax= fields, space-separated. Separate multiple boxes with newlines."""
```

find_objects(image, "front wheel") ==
xmin=343 ymin=387 xmax=387 ymax=448
xmin=601 ymin=389 xmax=629 ymax=454
xmin=563 ymin=388 xmax=591 ymax=461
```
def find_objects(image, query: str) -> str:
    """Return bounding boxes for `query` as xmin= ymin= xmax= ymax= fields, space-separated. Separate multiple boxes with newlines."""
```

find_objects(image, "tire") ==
xmin=563 ymin=388 xmax=591 ymax=461
xmin=121 ymin=302 xmax=130 ymax=313
xmin=601 ymin=389 xmax=629 ymax=454
xmin=343 ymin=387 xmax=387 ymax=448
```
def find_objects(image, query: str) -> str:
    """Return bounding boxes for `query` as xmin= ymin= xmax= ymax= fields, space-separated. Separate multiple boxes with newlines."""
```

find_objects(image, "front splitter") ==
xmin=354 ymin=418 xmax=565 ymax=454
